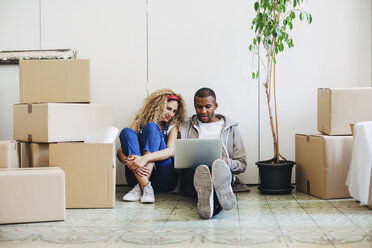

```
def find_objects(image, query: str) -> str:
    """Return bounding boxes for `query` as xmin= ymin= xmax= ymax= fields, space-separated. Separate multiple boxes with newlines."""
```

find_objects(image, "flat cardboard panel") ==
xmin=13 ymin=103 xmax=113 ymax=143
xmin=19 ymin=59 xmax=90 ymax=103
xmin=323 ymin=137 xmax=353 ymax=198
xmin=0 ymin=140 xmax=20 ymax=168
xmin=295 ymin=135 xmax=324 ymax=198
xmin=49 ymin=143 xmax=115 ymax=208
xmin=317 ymin=88 xmax=372 ymax=135
xmin=20 ymin=142 xmax=49 ymax=167
xmin=295 ymin=134 xmax=352 ymax=199
xmin=0 ymin=167 xmax=65 ymax=224
xmin=30 ymin=143 xmax=49 ymax=167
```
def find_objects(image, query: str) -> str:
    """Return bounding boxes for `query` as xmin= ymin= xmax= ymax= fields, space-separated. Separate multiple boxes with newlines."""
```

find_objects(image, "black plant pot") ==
xmin=256 ymin=159 xmax=295 ymax=195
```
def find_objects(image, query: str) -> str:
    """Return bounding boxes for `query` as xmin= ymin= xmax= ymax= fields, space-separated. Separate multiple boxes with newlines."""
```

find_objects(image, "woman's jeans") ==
xmin=119 ymin=122 xmax=177 ymax=192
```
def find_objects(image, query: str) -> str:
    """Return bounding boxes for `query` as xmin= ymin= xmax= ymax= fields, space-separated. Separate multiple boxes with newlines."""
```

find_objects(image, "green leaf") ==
xmin=252 ymin=72 xmax=256 ymax=79
xmin=288 ymin=22 xmax=293 ymax=30
xmin=293 ymin=0 xmax=297 ymax=8
xmin=256 ymin=71 xmax=259 ymax=78
xmin=273 ymin=56 xmax=277 ymax=64
xmin=249 ymin=44 xmax=253 ymax=51
xmin=308 ymin=14 xmax=313 ymax=24
xmin=300 ymin=13 xmax=303 ymax=21
xmin=254 ymin=2 xmax=259 ymax=11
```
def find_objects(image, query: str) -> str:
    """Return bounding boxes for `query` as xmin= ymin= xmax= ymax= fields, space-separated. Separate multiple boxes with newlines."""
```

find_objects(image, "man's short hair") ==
xmin=194 ymin=87 xmax=216 ymax=102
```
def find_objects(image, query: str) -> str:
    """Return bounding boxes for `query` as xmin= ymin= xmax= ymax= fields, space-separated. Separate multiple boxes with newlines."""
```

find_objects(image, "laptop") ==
xmin=174 ymin=139 xmax=222 ymax=169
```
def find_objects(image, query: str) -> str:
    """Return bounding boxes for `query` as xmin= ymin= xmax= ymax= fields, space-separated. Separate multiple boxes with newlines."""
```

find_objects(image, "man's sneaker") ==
xmin=141 ymin=182 xmax=155 ymax=203
xmin=193 ymin=165 xmax=214 ymax=219
xmin=212 ymin=159 xmax=236 ymax=210
xmin=123 ymin=184 xmax=142 ymax=201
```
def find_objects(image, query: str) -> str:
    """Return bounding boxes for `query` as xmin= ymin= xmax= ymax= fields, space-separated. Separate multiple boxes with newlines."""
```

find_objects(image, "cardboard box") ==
xmin=19 ymin=59 xmax=90 ymax=103
xmin=0 ymin=140 xmax=20 ymax=168
xmin=317 ymin=88 xmax=372 ymax=135
xmin=295 ymin=134 xmax=353 ymax=199
xmin=0 ymin=167 xmax=65 ymax=224
xmin=13 ymin=103 xmax=113 ymax=143
xmin=49 ymin=142 xmax=115 ymax=208
xmin=20 ymin=142 xmax=50 ymax=167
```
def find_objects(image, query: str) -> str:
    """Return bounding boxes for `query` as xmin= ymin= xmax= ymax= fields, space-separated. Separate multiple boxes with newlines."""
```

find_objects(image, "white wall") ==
xmin=0 ymin=0 xmax=371 ymax=184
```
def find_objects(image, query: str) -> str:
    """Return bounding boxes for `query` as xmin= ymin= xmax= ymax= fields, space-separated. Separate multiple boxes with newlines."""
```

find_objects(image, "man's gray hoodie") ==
xmin=179 ymin=114 xmax=247 ymax=174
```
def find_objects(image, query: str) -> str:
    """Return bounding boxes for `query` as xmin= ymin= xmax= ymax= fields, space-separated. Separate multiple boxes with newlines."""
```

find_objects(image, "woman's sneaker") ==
xmin=141 ymin=182 xmax=155 ymax=203
xmin=123 ymin=184 xmax=142 ymax=201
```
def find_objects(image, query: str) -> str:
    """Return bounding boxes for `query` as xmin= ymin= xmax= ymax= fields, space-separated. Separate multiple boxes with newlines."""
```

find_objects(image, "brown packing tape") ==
xmin=28 ymin=135 xmax=32 ymax=143
xmin=28 ymin=104 xmax=32 ymax=114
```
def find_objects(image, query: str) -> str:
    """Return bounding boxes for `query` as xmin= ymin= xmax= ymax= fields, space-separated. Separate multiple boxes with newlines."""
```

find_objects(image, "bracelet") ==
xmin=124 ymin=156 xmax=130 ymax=166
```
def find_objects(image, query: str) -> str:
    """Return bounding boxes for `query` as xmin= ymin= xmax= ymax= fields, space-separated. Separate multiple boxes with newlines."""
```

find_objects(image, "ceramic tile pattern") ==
xmin=1 ymin=186 xmax=371 ymax=248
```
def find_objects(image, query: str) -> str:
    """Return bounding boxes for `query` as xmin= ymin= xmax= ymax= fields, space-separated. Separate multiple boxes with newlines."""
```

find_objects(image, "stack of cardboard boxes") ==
xmin=0 ymin=59 xmax=116 ymax=224
xmin=295 ymin=88 xmax=372 ymax=199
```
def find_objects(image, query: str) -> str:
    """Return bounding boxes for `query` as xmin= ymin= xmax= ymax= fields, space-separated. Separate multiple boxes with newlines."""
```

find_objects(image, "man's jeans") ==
xmin=119 ymin=122 xmax=177 ymax=192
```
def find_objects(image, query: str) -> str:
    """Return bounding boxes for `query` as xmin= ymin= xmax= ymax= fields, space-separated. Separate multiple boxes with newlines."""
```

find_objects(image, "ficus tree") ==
xmin=249 ymin=0 xmax=312 ymax=163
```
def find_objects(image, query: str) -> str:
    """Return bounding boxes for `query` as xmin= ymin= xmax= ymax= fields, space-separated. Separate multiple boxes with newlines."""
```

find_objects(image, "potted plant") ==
xmin=249 ymin=0 xmax=312 ymax=194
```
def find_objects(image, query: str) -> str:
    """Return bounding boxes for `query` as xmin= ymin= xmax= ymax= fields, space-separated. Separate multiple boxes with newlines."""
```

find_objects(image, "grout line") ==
xmin=236 ymin=194 xmax=243 ymax=248
xmin=264 ymin=195 xmax=290 ymax=248
xmin=327 ymin=200 xmax=368 ymax=234
xmin=294 ymin=195 xmax=337 ymax=247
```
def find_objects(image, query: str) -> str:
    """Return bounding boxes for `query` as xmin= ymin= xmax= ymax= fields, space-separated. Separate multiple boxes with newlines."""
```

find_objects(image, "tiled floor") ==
xmin=1 ymin=185 xmax=372 ymax=248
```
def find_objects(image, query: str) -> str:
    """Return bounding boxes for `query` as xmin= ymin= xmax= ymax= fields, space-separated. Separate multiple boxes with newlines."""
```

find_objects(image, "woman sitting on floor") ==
xmin=117 ymin=88 xmax=186 ymax=203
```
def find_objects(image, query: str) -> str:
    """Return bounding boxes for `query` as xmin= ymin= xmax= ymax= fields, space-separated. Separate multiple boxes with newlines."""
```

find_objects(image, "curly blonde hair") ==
xmin=135 ymin=88 xmax=186 ymax=129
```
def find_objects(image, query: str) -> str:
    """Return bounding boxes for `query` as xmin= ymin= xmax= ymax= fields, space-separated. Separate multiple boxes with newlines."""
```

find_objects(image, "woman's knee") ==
xmin=119 ymin=127 xmax=135 ymax=140
xmin=142 ymin=122 xmax=160 ymax=132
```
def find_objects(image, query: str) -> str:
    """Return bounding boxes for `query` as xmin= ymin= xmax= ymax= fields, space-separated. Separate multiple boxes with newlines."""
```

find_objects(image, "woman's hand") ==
xmin=126 ymin=155 xmax=151 ymax=177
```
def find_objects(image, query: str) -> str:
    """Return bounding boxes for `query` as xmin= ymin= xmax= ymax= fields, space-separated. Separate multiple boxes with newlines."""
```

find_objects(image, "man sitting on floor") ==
xmin=179 ymin=87 xmax=247 ymax=219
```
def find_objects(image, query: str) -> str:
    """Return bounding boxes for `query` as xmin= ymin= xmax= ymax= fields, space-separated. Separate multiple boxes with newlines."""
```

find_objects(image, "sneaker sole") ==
xmin=123 ymin=197 xmax=141 ymax=202
xmin=140 ymin=198 xmax=155 ymax=204
xmin=193 ymin=165 xmax=213 ymax=219
xmin=212 ymin=162 xmax=236 ymax=210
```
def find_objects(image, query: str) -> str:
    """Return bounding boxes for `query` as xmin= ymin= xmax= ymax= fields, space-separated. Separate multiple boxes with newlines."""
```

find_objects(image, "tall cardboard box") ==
xmin=0 ymin=167 xmax=65 ymax=224
xmin=20 ymin=142 xmax=50 ymax=167
xmin=295 ymin=134 xmax=353 ymax=199
xmin=13 ymin=103 xmax=113 ymax=143
xmin=19 ymin=59 xmax=90 ymax=103
xmin=0 ymin=140 xmax=20 ymax=168
xmin=49 ymin=143 xmax=115 ymax=208
xmin=317 ymin=88 xmax=372 ymax=135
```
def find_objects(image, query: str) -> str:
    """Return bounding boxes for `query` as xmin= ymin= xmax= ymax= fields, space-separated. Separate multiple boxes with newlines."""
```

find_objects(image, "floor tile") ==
xmin=284 ymin=234 xmax=334 ymax=247
xmin=239 ymin=214 xmax=278 ymax=228
xmin=241 ymin=235 xmax=287 ymax=248
xmin=2 ymin=186 xmax=372 ymax=248
xmin=309 ymin=213 xmax=358 ymax=228
xmin=280 ymin=227 xmax=324 ymax=236
xmin=329 ymin=234 xmax=372 ymax=248
xmin=198 ymin=228 xmax=241 ymax=247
